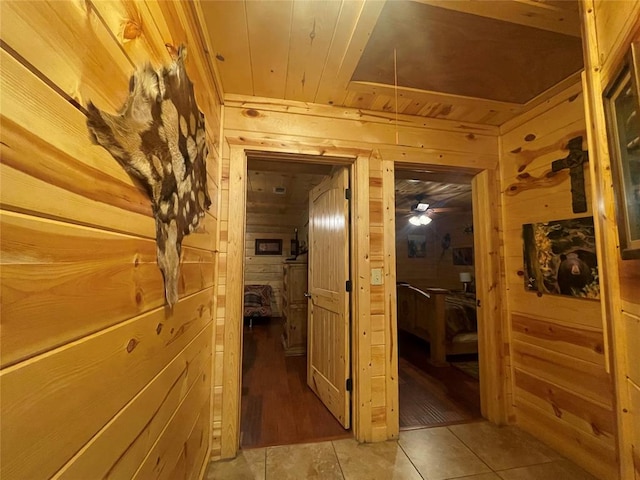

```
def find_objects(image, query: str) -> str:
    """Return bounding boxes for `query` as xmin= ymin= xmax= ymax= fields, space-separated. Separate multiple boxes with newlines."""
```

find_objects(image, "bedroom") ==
xmin=394 ymin=169 xmax=481 ymax=429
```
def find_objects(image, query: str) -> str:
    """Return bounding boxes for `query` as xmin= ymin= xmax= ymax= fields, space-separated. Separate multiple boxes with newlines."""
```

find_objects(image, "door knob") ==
xmin=304 ymin=292 xmax=312 ymax=298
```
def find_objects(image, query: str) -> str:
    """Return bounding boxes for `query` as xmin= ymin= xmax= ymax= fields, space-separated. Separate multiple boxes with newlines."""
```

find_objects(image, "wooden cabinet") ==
xmin=281 ymin=260 xmax=308 ymax=356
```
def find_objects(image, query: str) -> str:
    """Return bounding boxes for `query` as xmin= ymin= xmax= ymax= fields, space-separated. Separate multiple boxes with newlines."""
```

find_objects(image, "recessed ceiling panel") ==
xmin=352 ymin=1 xmax=584 ymax=104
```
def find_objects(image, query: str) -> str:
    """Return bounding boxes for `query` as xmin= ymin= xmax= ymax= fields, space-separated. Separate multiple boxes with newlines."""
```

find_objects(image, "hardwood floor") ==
xmin=240 ymin=319 xmax=481 ymax=448
xmin=398 ymin=330 xmax=482 ymax=429
xmin=240 ymin=318 xmax=351 ymax=449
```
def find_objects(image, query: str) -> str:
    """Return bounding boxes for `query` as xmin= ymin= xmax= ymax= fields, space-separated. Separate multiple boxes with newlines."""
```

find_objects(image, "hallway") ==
xmin=240 ymin=319 xmax=350 ymax=448
xmin=398 ymin=330 xmax=481 ymax=429
xmin=207 ymin=421 xmax=596 ymax=479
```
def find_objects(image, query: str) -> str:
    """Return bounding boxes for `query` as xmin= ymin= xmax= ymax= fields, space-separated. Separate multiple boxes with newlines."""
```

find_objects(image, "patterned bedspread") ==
xmin=243 ymin=284 xmax=273 ymax=318
xmin=444 ymin=293 xmax=477 ymax=341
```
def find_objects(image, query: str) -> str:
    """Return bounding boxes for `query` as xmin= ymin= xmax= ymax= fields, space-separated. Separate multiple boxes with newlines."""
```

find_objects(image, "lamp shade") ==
xmin=459 ymin=272 xmax=472 ymax=283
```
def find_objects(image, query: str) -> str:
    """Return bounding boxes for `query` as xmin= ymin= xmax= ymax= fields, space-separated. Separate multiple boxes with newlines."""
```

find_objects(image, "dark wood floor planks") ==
xmin=239 ymin=319 xmax=482 ymax=449
xmin=398 ymin=330 xmax=482 ymax=429
xmin=240 ymin=318 xmax=350 ymax=449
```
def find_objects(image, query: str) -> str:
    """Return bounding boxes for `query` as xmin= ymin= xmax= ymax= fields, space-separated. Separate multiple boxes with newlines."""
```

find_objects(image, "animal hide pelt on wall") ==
xmin=86 ymin=45 xmax=211 ymax=307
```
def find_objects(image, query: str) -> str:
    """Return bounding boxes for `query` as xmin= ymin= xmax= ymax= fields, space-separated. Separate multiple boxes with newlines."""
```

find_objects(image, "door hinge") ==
xmin=345 ymin=188 xmax=351 ymax=200
xmin=346 ymin=378 xmax=352 ymax=392
xmin=346 ymin=280 xmax=352 ymax=292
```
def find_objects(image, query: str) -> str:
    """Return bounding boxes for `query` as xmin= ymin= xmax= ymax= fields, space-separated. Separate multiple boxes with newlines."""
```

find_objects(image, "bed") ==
xmin=396 ymin=283 xmax=478 ymax=365
xmin=243 ymin=284 xmax=273 ymax=328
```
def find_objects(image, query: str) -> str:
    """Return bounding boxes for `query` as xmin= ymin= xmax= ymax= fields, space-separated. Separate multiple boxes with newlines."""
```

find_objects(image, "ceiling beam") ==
xmin=394 ymin=167 xmax=476 ymax=184
xmin=314 ymin=0 xmax=387 ymax=105
xmin=349 ymin=81 xmax=524 ymax=114
xmin=247 ymin=158 xmax=334 ymax=175
xmin=412 ymin=0 xmax=581 ymax=37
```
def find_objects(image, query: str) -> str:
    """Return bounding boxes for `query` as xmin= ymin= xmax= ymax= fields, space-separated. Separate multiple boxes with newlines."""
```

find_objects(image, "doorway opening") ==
xmin=393 ymin=166 xmax=482 ymax=430
xmin=239 ymin=154 xmax=353 ymax=449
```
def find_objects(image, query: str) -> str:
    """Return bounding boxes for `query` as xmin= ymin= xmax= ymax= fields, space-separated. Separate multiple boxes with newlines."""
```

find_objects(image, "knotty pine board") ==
xmin=132 ymin=371 xmax=211 ymax=480
xmin=515 ymin=398 xmax=617 ymax=480
xmin=625 ymin=311 xmax=640 ymax=388
xmin=1 ymin=2 xmax=221 ymax=480
xmin=511 ymin=340 xmax=612 ymax=408
xmin=53 ymin=325 xmax=211 ymax=479
xmin=0 ymin=289 xmax=213 ymax=480
xmin=224 ymin=93 xmax=502 ymax=137
xmin=0 ymin=48 xmax=216 ymax=252
xmin=511 ymin=314 xmax=605 ymax=366
xmin=500 ymin=82 xmax=615 ymax=479
xmin=224 ymin=106 xmax=498 ymax=157
xmin=513 ymin=368 xmax=615 ymax=441
xmin=1 ymin=210 xmax=213 ymax=368
xmin=0 ymin=0 xmax=133 ymax=112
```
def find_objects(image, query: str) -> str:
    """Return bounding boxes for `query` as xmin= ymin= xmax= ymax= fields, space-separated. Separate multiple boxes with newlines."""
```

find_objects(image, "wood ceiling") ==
xmin=198 ymin=0 xmax=583 ymax=126
xmin=394 ymin=169 xmax=472 ymax=220
xmin=246 ymin=159 xmax=331 ymax=216
xmin=245 ymin=158 xmax=471 ymax=218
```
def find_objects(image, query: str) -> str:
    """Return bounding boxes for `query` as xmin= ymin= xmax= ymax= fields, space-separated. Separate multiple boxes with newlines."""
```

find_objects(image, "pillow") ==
xmin=445 ymin=305 xmax=472 ymax=340
xmin=244 ymin=292 xmax=263 ymax=308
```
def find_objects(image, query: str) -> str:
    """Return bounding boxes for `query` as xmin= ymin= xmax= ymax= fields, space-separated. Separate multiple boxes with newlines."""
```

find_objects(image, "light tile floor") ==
xmin=206 ymin=421 xmax=597 ymax=480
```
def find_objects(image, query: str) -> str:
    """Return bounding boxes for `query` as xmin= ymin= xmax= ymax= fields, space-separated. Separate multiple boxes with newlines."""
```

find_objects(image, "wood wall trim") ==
xmin=349 ymin=81 xmax=522 ymax=117
xmin=413 ymin=0 xmax=582 ymax=38
xmin=215 ymin=98 xmax=501 ymax=450
xmin=223 ymin=94 xmax=500 ymax=135
xmin=581 ymin=2 xmax=640 ymax=477
xmin=220 ymin=146 xmax=246 ymax=458
xmin=223 ymin=132 xmax=498 ymax=172
xmin=1 ymin=2 xmax=220 ymax=477
xmin=352 ymin=153 xmax=372 ymax=442
xmin=219 ymin=142 xmax=375 ymax=453
xmin=472 ymin=169 xmax=509 ymax=424
xmin=381 ymin=158 xmax=399 ymax=439
xmin=223 ymin=109 xmax=497 ymax=157
xmin=314 ymin=0 xmax=385 ymax=107
xmin=499 ymin=80 xmax=583 ymax=135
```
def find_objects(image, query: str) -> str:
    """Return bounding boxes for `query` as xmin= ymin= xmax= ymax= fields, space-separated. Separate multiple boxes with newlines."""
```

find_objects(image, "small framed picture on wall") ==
xmin=255 ymin=239 xmax=283 ymax=256
xmin=452 ymin=247 xmax=473 ymax=265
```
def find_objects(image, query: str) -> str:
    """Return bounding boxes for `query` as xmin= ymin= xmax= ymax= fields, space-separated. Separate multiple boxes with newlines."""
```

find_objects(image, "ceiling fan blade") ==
xmin=428 ymin=206 xmax=465 ymax=213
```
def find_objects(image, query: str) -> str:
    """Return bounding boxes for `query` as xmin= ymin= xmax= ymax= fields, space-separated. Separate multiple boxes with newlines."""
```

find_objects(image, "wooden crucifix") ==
xmin=552 ymin=136 xmax=589 ymax=213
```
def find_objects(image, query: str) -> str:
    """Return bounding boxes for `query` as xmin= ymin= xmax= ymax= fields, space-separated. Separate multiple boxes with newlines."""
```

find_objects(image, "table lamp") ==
xmin=459 ymin=272 xmax=472 ymax=293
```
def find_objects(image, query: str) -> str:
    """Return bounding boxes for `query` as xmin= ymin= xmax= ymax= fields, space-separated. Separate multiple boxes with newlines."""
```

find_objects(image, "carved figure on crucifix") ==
xmin=551 ymin=136 xmax=589 ymax=213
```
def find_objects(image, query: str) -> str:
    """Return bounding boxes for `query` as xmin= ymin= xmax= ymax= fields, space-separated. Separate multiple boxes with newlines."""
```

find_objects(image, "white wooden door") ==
xmin=307 ymin=166 xmax=350 ymax=428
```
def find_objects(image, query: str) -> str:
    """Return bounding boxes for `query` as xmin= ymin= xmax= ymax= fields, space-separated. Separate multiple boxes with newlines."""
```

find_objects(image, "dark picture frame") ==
xmin=407 ymin=234 xmax=426 ymax=258
xmin=522 ymin=217 xmax=600 ymax=299
xmin=452 ymin=247 xmax=473 ymax=265
xmin=255 ymin=239 xmax=282 ymax=256
xmin=604 ymin=42 xmax=640 ymax=259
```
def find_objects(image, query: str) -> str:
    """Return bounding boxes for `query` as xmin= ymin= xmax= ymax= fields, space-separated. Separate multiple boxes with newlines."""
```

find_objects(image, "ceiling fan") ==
xmin=401 ymin=196 xmax=463 ymax=226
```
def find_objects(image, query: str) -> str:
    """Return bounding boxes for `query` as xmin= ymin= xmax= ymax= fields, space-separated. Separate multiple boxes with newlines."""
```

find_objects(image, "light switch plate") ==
xmin=371 ymin=268 xmax=384 ymax=285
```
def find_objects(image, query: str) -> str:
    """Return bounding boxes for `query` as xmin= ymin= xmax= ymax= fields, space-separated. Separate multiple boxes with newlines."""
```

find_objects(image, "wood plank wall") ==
xmin=368 ymin=154 xmax=391 ymax=441
xmin=498 ymin=83 xmax=617 ymax=480
xmin=396 ymin=212 xmax=475 ymax=290
xmin=581 ymin=1 xmax=640 ymax=478
xmin=212 ymin=95 xmax=499 ymax=456
xmin=0 ymin=2 xmax=221 ymax=479
xmin=244 ymin=212 xmax=304 ymax=317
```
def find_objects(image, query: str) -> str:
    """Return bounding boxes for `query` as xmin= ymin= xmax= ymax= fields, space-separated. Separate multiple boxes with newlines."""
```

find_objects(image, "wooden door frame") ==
xmin=220 ymin=142 xmax=507 ymax=458
xmin=389 ymin=160 xmax=508 ymax=425
xmin=220 ymin=142 xmax=374 ymax=457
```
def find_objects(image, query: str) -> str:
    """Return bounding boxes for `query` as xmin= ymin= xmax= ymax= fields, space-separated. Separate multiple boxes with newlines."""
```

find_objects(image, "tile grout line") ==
xmin=397 ymin=438 xmax=427 ymax=479
xmin=445 ymin=424 xmax=495 ymax=473
xmin=264 ymin=446 xmax=268 ymax=480
xmin=330 ymin=440 xmax=347 ymax=479
xmin=446 ymin=424 xmax=563 ymax=474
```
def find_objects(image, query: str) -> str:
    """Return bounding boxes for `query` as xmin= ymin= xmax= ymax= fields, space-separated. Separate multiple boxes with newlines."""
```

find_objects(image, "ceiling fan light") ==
xmin=419 ymin=215 xmax=432 ymax=225
xmin=409 ymin=216 xmax=421 ymax=226
xmin=415 ymin=202 xmax=429 ymax=212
